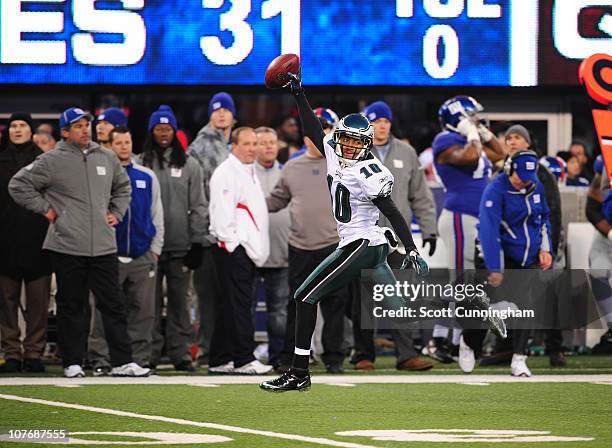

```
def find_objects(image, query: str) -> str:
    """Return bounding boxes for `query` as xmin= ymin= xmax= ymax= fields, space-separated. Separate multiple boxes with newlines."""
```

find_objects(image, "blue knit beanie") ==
xmin=364 ymin=101 xmax=393 ymax=122
xmin=208 ymin=92 xmax=236 ymax=117
xmin=148 ymin=105 xmax=177 ymax=131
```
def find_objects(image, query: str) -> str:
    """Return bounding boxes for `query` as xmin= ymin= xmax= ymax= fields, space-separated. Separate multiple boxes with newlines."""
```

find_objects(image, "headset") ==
xmin=503 ymin=150 xmax=539 ymax=177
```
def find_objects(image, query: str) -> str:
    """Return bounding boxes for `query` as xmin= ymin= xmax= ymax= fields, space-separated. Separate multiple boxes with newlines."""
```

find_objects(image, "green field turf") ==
xmin=0 ymin=371 xmax=611 ymax=447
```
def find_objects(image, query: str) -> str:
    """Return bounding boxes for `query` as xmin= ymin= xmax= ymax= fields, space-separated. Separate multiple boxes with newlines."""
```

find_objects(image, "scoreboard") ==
xmin=0 ymin=0 xmax=610 ymax=86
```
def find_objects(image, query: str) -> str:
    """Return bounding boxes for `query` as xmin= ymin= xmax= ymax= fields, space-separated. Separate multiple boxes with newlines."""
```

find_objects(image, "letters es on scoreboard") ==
xmin=0 ymin=0 xmax=609 ymax=86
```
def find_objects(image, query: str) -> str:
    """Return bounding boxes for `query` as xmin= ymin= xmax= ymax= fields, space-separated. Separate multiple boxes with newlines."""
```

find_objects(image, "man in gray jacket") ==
xmin=352 ymin=100 xmax=436 ymax=371
xmin=187 ymin=92 xmax=235 ymax=367
xmin=9 ymin=107 xmax=150 ymax=378
xmin=254 ymin=127 xmax=290 ymax=369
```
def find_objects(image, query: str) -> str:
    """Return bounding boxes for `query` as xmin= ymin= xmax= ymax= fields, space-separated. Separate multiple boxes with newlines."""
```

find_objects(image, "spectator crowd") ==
xmin=0 ymin=92 xmax=610 ymax=378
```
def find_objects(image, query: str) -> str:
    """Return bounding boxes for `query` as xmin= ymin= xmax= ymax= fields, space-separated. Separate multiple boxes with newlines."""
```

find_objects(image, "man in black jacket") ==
xmin=0 ymin=112 xmax=51 ymax=373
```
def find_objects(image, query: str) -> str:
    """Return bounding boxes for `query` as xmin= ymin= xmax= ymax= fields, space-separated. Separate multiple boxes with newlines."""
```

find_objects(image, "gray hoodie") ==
xmin=9 ymin=140 xmax=131 ymax=257
xmin=371 ymin=135 xmax=437 ymax=242
xmin=187 ymin=122 xmax=231 ymax=245
xmin=137 ymin=149 xmax=206 ymax=256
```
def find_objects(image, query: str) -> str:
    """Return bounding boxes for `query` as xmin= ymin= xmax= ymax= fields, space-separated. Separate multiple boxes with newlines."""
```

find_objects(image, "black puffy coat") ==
xmin=0 ymin=142 xmax=51 ymax=280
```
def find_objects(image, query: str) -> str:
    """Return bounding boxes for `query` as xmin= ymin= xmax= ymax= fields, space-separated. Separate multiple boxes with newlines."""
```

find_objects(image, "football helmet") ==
xmin=332 ymin=113 xmax=373 ymax=166
xmin=438 ymin=95 xmax=484 ymax=132
xmin=314 ymin=107 xmax=339 ymax=128
xmin=594 ymin=154 xmax=604 ymax=176
xmin=539 ymin=156 xmax=567 ymax=182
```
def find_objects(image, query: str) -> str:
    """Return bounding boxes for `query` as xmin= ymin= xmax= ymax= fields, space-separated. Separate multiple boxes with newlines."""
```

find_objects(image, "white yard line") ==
xmin=0 ymin=394 xmax=377 ymax=448
xmin=0 ymin=374 xmax=611 ymax=386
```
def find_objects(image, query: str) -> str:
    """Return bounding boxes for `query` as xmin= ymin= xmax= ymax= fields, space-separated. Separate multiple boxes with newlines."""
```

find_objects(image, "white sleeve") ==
xmin=209 ymin=167 xmax=239 ymax=252
xmin=359 ymin=162 xmax=394 ymax=201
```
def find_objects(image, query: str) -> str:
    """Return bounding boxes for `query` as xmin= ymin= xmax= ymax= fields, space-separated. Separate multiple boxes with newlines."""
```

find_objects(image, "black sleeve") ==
xmin=372 ymin=195 xmax=417 ymax=253
xmin=537 ymin=166 xmax=561 ymax=255
xmin=586 ymin=196 xmax=612 ymax=237
xmin=295 ymin=92 xmax=325 ymax=156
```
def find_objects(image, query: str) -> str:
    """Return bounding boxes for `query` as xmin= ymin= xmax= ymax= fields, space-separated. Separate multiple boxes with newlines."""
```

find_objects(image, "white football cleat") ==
xmin=208 ymin=361 xmax=235 ymax=375
xmin=111 ymin=362 xmax=152 ymax=377
xmin=511 ymin=354 xmax=532 ymax=377
xmin=459 ymin=335 xmax=475 ymax=374
xmin=64 ymin=365 xmax=85 ymax=378
xmin=234 ymin=360 xmax=273 ymax=375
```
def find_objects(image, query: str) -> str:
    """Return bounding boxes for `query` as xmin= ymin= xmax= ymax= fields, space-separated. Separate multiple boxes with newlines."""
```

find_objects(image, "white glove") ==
xmin=477 ymin=123 xmax=495 ymax=143
xmin=456 ymin=117 xmax=479 ymax=142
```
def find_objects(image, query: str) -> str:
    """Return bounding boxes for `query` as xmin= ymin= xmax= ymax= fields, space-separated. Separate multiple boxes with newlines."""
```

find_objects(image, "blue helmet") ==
xmin=539 ymin=156 xmax=566 ymax=182
xmin=594 ymin=154 xmax=604 ymax=175
xmin=438 ymin=95 xmax=484 ymax=132
xmin=313 ymin=107 xmax=339 ymax=128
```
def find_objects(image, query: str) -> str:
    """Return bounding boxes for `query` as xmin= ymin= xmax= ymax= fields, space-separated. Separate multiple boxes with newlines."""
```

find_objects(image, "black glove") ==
xmin=401 ymin=250 xmax=430 ymax=278
xmin=183 ymin=243 xmax=203 ymax=270
xmin=422 ymin=235 xmax=437 ymax=256
xmin=285 ymin=72 xmax=303 ymax=95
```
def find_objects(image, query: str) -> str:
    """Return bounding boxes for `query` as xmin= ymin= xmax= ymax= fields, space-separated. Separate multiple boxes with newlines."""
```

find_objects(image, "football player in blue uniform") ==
xmin=431 ymin=96 xmax=506 ymax=362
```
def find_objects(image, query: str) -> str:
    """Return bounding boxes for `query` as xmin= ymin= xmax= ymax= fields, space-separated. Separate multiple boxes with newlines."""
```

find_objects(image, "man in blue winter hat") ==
xmin=139 ymin=104 xmax=206 ymax=372
xmin=188 ymin=92 xmax=237 ymax=369
xmin=96 ymin=108 xmax=128 ymax=150
xmin=355 ymin=99 xmax=437 ymax=372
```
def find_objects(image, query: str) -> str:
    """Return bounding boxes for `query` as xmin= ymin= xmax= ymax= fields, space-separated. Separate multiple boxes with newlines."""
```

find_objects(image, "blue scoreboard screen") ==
xmin=0 ymin=0 xmax=609 ymax=86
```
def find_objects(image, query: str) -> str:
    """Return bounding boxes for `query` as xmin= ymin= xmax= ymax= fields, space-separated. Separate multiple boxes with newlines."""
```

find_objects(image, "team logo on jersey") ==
xmin=377 ymin=181 xmax=393 ymax=198
xmin=335 ymin=169 xmax=343 ymax=178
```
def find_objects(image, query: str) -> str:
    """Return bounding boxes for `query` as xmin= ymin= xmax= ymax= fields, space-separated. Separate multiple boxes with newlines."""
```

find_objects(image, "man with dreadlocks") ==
xmin=139 ymin=105 xmax=207 ymax=372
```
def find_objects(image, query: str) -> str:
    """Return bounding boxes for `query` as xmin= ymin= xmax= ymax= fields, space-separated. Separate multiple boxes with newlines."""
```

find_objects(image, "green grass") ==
xmin=0 ymin=380 xmax=610 ymax=447
xmin=0 ymin=355 xmax=610 ymax=446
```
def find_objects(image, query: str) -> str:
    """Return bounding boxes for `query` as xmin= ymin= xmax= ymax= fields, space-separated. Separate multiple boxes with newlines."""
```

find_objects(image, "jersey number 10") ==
xmin=327 ymin=175 xmax=352 ymax=223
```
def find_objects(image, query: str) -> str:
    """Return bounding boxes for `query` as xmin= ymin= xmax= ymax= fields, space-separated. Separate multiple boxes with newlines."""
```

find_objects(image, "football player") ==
xmin=260 ymin=73 xmax=429 ymax=393
xmin=432 ymin=96 xmax=506 ymax=367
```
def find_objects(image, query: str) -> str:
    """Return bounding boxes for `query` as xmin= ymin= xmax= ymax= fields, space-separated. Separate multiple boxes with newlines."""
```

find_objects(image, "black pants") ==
xmin=209 ymin=245 xmax=257 ymax=368
xmin=194 ymin=247 xmax=218 ymax=363
xmin=279 ymin=244 xmax=348 ymax=367
xmin=462 ymin=254 xmax=534 ymax=356
xmin=50 ymin=251 xmax=132 ymax=368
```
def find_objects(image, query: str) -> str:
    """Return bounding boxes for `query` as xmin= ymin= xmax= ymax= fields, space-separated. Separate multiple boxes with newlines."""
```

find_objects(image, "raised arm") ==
xmin=288 ymin=74 xmax=325 ymax=156
xmin=477 ymin=122 xmax=506 ymax=163
xmin=436 ymin=118 xmax=483 ymax=166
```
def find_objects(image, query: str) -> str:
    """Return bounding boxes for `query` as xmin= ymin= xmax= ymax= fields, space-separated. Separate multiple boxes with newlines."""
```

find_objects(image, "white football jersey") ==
xmin=323 ymin=134 xmax=394 ymax=248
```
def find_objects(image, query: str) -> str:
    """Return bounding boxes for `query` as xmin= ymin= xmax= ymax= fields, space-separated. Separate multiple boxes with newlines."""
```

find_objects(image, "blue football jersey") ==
xmin=432 ymin=131 xmax=492 ymax=217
